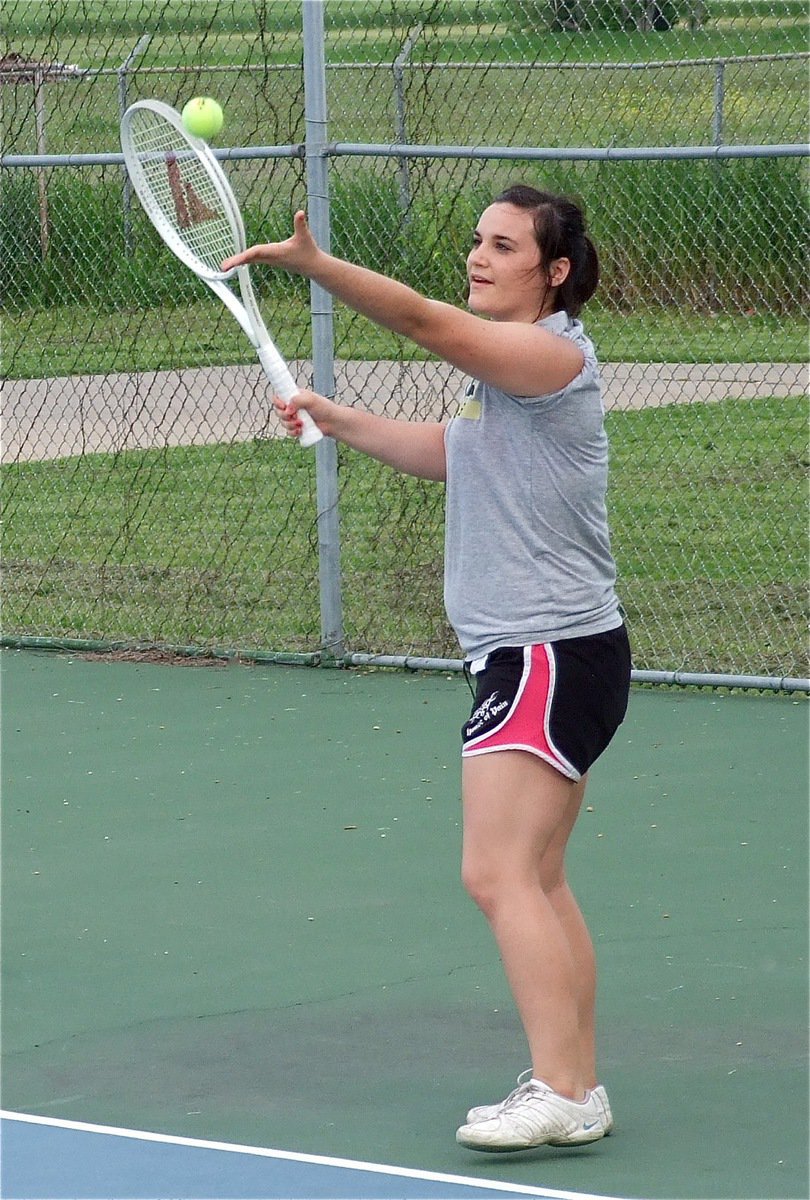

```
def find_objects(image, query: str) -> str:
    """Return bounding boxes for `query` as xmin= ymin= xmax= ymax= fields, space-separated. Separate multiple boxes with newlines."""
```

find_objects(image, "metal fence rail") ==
xmin=1 ymin=0 xmax=808 ymax=688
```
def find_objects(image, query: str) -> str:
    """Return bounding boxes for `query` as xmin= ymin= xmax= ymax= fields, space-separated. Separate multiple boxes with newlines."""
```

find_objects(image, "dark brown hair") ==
xmin=492 ymin=184 xmax=599 ymax=317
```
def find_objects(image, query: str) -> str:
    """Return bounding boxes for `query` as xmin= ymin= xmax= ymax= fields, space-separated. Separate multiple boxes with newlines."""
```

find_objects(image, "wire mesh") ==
xmin=1 ymin=0 xmax=808 ymax=678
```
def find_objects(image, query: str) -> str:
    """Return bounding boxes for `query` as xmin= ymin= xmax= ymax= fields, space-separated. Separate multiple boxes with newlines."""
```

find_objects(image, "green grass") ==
xmin=2 ymin=0 xmax=807 ymax=675
xmin=606 ymin=395 xmax=809 ymax=675
xmin=4 ymin=42 xmax=805 ymax=154
xmin=4 ymin=0 xmax=807 ymax=64
xmin=2 ymin=396 xmax=808 ymax=675
xmin=2 ymin=300 xmax=806 ymax=381
xmin=2 ymin=0 xmax=806 ymax=381
xmin=3 ymin=157 xmax=807 ymax=376
xmin=2 ymin=1 xmax=806 ymax=159
xmin=0 ymin=438 xmax=325 ymax=648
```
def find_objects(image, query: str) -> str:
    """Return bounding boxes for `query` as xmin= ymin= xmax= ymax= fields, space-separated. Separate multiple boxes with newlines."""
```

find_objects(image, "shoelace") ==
xmin=499 ymin=1070 xmax=542 ymax=1112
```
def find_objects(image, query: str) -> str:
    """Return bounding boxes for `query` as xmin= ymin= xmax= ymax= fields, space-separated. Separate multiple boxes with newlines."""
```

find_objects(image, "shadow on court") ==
xmin=1 ymin=648 xmax=807 ymax=1199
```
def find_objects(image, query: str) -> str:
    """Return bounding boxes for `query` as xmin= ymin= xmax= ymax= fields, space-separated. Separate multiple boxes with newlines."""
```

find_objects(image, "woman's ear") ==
xmin=548 ymin=257 xmax=571 ymax=288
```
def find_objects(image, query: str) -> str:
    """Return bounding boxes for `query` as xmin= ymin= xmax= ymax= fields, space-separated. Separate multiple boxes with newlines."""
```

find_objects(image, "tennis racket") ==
xmin=120 ymin=98 xmax=322 ymax=448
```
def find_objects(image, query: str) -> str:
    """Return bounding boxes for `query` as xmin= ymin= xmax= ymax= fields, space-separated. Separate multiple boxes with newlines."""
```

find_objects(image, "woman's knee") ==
xmin=462 ymin=844 xmax=541 ymax=919
xmin=461 ymin=849 xmax=503 ymax=918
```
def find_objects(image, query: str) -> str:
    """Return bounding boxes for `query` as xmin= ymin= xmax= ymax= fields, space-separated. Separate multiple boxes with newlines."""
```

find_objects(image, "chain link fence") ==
xmin=2 ymin=0 xmax=808 ymax=684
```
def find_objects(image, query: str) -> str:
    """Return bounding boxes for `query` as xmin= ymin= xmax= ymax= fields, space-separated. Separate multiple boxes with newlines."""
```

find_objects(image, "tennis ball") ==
xmin=181 ymin=97 xmax=224 ymax=140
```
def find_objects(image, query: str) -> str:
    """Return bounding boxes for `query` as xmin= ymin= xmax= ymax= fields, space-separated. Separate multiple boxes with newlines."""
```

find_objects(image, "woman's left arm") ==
xmin=224 ymin=211 xmax=583 ymax=397
xmin=408 ymin=300 xmax=584 ymax=397
xmin=298 ymin=246 xmax=583 ymax=396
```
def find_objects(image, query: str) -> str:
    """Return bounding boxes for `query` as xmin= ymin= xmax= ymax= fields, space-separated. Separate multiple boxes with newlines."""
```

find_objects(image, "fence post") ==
xmin=33 ymin=69 xmax=49 ymax=259
xmin=302 ymin=0 xmax=344 ymax=663
xmin=712 ymin=60 xmax=725 ymax=146
xmin=708 ymin=59 xmax=726 ymax=308
xmin=118 ymin=34 xmax=151 ymax=255
xmin=393 ymin=22 xmax=423 ymax=220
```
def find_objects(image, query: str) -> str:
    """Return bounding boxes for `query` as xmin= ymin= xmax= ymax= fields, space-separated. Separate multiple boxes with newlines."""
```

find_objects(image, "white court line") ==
xmin=1 ymin=1110 xmax=628 ymax=1200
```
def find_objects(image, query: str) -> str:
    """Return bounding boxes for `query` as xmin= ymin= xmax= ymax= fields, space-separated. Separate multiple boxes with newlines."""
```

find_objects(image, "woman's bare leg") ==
xmin=461 ymin=752 xmax=595 ymax=1099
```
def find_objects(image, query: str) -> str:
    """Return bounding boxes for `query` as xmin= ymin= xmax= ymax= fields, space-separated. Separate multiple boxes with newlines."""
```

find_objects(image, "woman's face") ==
xmin=466 ymin=202 xmax=550 ymax=323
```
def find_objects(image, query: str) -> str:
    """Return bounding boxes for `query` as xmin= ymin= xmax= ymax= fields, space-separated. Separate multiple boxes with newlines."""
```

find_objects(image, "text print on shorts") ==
xmin=462 ymin=644 xmax=580 ymax=780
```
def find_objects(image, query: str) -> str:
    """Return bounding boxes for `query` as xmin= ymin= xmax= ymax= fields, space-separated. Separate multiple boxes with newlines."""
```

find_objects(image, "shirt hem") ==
xmin=458 ymin=610 xmax=624 ymax=664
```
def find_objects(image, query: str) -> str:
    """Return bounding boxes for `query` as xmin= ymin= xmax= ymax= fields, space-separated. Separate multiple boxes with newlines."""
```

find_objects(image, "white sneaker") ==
xmin=456 ymin=1078 xmax=606 ymax=1151
xmin=464 ymin=1069 xmax=533 ymax=1124
xmin=466 ymin=1072 xmax=614 ymax=1136
xmin=590 ymin=1083 xmax=614 ymax=1135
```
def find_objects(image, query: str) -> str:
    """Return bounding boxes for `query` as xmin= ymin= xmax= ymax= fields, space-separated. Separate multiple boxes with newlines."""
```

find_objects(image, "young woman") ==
xmin=223 ymin=185 xmax=631 ymax=1153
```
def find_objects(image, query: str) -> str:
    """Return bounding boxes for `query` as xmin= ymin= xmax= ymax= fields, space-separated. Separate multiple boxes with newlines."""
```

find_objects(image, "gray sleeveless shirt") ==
xmin=443 ymin=310 xmax=622 ymax=661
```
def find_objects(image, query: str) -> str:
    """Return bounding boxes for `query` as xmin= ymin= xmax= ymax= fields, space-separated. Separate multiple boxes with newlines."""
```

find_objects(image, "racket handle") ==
xmin=297 ymin=415 xmax=324 ymax=448
xmin=257 ymin=344 xmax=323 ymax=448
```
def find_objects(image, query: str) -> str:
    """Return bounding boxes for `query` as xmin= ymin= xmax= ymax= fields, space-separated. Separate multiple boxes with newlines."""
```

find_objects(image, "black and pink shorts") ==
xmin=461 ymin=626 xmax=631 ymax=781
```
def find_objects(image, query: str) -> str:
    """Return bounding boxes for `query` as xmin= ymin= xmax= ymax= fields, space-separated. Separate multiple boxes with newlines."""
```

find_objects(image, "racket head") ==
xmin=121 ymin=99 xmax=243 ymax=282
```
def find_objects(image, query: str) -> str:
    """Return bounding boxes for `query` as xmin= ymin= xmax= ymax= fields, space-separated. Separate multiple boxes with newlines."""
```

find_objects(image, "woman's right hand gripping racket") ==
xmin=120 ymin=99 xmax=322 ymax=448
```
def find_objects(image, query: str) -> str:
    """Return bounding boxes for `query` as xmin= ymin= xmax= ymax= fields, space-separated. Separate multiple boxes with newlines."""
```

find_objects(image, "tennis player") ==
xmin=223 ymin=185 xmax=631 ymax=1154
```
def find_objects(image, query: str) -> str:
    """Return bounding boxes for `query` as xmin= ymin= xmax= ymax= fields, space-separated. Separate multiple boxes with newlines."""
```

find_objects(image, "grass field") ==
xmin=4 ymin=29 xmax=807 ymax=154
xmin=2 ymin=0 xmax=807 ymax=676
xmin=2 ymin=0 xmax=806 ymax=378
xmin=4 ymin=0 xmax=807 ymax=163
xmin=4 ymin=153 xmax=808 ymax=376
xmin=5 ymin=0 xmax=808 ymax=67
xmin=2 ymin=395 xmax=807 ymax=676
xmin=2 ymin=298 xmax=806 ymax=381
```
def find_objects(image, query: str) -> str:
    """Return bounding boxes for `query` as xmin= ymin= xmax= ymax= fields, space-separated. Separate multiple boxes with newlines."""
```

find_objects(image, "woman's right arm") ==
xmin=277 ymin=389 xmax=447 ymax=482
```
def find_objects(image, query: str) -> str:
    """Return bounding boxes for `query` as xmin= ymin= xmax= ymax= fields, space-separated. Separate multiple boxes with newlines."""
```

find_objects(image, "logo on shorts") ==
xmin=467 ymin=690 xmax=509 ymax=735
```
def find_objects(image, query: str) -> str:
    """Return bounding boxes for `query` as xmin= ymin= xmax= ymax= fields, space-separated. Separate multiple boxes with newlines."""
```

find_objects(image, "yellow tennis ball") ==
xmin=181 ymin=97 xmax=224 ymax=140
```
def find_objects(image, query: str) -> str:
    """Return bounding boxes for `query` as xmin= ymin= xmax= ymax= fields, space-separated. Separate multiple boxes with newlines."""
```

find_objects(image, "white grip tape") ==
xmin=257 ymin=344 xmax=322 ymax=447
xmin=257 ymin=344 xmax=297 ymax=400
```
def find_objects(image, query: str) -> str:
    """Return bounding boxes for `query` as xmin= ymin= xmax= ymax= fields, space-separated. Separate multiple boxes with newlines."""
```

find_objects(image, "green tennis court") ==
xmin=1 ymin=648 xmax=807 ymax=1198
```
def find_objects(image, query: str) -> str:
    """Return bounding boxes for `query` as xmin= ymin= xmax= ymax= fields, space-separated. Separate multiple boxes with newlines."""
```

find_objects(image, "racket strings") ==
xmin=128 ymin=113 xmax=238 ymax=274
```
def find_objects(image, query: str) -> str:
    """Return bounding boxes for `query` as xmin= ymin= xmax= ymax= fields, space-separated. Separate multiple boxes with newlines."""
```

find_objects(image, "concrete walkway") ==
xmin=2 ymin=360 xmax=806 ymax=463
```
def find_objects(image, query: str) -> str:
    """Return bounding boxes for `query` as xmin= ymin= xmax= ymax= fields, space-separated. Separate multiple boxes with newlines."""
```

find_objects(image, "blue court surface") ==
xmin=0 ymin=1111 xmax=618 ymax=1200
xmin=3 ymin=655 xmax=807 ymax=1200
